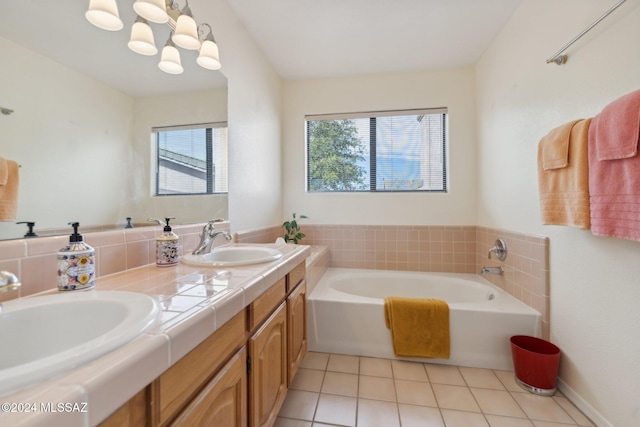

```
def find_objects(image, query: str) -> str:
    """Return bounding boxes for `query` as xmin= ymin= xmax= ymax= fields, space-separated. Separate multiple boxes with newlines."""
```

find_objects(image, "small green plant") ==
xmin=282 ymin=213 xmax=308 ymax=244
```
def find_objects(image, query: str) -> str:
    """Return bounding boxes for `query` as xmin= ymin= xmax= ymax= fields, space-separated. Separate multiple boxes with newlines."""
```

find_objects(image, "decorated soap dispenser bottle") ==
xmin=57 ymin=222 xmax=95 ymax=291
xmin=150 ymin=217 xmax=179 ymax=267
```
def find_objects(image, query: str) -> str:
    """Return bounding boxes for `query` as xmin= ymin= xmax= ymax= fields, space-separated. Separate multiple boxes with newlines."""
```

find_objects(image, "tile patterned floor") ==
xmin=275 ymin=352 xmax=594 ymax=427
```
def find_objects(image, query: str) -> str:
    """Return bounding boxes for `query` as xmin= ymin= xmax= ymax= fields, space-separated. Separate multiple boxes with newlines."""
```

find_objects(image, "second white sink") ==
xmin=182 ymin=246 xmax=282 ymax=267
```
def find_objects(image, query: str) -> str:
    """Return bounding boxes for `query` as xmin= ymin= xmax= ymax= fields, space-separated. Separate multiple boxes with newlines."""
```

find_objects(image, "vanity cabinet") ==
xmin=170 ymin=347 xmax=247 ymax=427
xmin=248 ymin=302 xmax=288 ymax=427
xmin=99 ymin=260 xmax=307 ymax=427
xmin=287 ymin=280 xmax=307 ymax=385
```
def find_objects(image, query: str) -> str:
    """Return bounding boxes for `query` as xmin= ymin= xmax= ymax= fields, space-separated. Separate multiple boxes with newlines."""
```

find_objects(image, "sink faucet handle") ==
xmin=0 ymin=270 xmax=21 ymax=293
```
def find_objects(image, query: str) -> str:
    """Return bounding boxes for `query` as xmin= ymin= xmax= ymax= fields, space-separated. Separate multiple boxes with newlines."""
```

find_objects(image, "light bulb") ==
xmin=128 ymin=17 xmax=158 ymax=56
xmin=172 ymin=7 xmax=200 ymax=50
xmin=133 ymin=0 xmax=169 ymax=24
xmin=86 ymin=0 xmax=123 ymax=31
xmin=158 ymin=39 xmax=184 ymax=74
xmin=197 ymin=37 xmax=221 ymax=70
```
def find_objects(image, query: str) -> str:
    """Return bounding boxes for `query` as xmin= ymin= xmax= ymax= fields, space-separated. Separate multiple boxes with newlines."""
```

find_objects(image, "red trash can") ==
xmin=510 ymin=335 xmax=560 ymax=396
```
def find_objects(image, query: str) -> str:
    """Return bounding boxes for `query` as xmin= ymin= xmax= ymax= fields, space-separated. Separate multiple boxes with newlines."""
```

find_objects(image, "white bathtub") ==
xmin=307 ymin=268 xmax=541 ymax=370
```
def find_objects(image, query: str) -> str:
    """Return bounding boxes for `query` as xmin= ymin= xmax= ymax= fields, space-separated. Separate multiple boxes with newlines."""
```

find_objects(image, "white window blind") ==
xmin=305 ymin=108 xmax=447 ymax=192
xmin=153 ymin=123 xmax=228 ymax=195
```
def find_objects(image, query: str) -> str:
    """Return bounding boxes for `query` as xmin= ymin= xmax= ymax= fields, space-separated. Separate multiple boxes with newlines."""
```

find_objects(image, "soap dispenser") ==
xmin=149 ymin=217 xmax=179 ymax=267
xmin=57 ymin=222 xmax=95 ymax=291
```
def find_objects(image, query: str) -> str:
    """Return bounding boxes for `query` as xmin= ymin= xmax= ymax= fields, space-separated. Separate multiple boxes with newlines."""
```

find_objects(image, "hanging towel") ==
xmin=0 ymin=158 xmax=19 ymax=221
xmin=0 ymin=157 xmax=8 ymax=186
xmin=384 ymin=296 xmax=450 ymax=359
xmin=538 ymin=118 xmax=592 ymax=229
xmin=588 ymin=91 xmax=640 ymax=242
xmin=594 ymin=89 xmax=640 ymax=161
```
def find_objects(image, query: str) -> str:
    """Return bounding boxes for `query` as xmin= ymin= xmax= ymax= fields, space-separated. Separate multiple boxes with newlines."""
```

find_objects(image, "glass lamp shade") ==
xmin=197 ymin=39 xmax=221 ymax=70
xmin=128 ymin=19 xmax=157 ymax=56
xmin=172 ymin=10 xmax=200 ymax=50
xmin=158 ymin=43 xmax=184 ymax=74
xmin=86 ymin=0 xmax=123 ymax=31
xmin=133 ymin=0 xmax=169 ymax=24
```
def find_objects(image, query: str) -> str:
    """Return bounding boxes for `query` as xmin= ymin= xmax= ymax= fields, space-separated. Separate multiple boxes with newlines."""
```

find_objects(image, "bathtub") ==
xmin=307 ymin=268 xmax=541 ymax=370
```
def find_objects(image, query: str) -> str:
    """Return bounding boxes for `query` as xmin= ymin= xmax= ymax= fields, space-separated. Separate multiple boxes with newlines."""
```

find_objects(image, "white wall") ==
xmin=195 ymin=0 xmax=285 ymax=233
xmin=0 ymin=37 xmax=133 ymax=239
xmin=282 ymin=68 xmax=477 ymax=225
xmin=476 ymin=1 xmax=640 ymax=426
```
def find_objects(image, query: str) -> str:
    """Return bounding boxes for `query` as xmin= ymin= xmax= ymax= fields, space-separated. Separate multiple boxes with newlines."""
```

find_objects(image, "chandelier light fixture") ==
xmin=86 ymin=0 xmax=221 ymax=74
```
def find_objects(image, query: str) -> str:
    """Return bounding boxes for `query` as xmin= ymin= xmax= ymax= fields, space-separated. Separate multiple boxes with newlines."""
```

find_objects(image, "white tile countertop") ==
xmin=0 ymin=243 xmax=310 ymax=427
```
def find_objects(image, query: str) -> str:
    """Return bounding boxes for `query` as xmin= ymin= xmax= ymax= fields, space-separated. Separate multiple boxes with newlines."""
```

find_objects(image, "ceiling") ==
xmin=0 ymin=0 xmax=522 ymax=96
xmin=226 ymin=0 xmax=523 ymax=80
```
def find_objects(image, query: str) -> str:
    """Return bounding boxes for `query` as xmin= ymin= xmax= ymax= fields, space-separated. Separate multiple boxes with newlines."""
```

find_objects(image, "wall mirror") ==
xmin=0 ymin=1 xmax=228 ymax=240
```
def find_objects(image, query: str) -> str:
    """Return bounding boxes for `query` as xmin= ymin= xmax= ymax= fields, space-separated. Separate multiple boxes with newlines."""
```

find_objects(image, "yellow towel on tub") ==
xmin=384 ymin=297 xmax=450 ymax=359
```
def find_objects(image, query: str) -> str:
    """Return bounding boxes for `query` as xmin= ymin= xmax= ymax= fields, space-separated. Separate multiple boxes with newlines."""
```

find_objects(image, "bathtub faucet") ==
xmin=192 ymin=220 xmax=232 ymax=255
xmin=481 ymin=266 xmax=504 ymax=276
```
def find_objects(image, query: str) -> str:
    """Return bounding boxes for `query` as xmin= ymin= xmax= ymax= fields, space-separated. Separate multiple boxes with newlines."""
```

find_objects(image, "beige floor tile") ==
xmin=471 ymin=388 xmax=527 ymax=418
xmin=273 ymin=418 xmax=313 ymax=427
xmin=301 ymin=352 xmax=330 ymax=371
xmin=485 ymin=414 xmax=534 ymax=427
xmin=357 ymin=398 xmax=400 ymax=427
xmin=359 ymin=375 xmax=396 ymax=402
xmin=278 ymin=390 xmax=319 ymax=421
xmin=290 ymin=368 xmax=325 ymax=392
xmin=425 ymin=363 xmax=466 ymax=385
xmin=552 ymin=396 xmax=594 ymax=426
xmin=493 ymin=370 xmax=523 ymax=392
xmin=440 ymin=409 xmax=490 ymax=427
xmin=532 ymin=421 xmax=580 ymax=427
xmin=460 ymin=367 xmax=505 ymax=390
xmin=327 ymin=353 xmax=360 ymax=374
xmin=321 ymin=371 xmax=358 ymax=397
xmin=360 ymin=356 xmax=393 ymax=377
xmin=432 ymin=383 xmax=481 ymax=412
xmin=398 ymin=404 xmax=445 ymax=427
xmin=314 ymin=393 xmax=357 ymax=427
xmin=511 ymin=392 xmax=575 ymax=424
xmin=395 ymin=379 xmax=437 ymax=407
xmin=392 ymin=360 xmax=429 ymax=381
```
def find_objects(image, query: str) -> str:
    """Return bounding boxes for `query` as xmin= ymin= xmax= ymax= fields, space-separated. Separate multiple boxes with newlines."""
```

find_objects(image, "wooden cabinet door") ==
xmin=249 ymin=302 xmax=288 ymax=427
xmin=287 ymin=280 xmax=307 ymax=386
xmin=170 ymin=347 xmax=247 ymax=427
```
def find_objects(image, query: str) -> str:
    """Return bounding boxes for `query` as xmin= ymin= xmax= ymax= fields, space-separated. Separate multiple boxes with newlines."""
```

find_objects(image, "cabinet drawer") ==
xmin=249 ymin=277 xmax=286 ymax=331
xmin=156 ymin=310 xmax=247 ymax=426
xmin=170 ymin=347 xmax=247 ymax=427
xmin=286 ymin=262 xmax=306 ymax=293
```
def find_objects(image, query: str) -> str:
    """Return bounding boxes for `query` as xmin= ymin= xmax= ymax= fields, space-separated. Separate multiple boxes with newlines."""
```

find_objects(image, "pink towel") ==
xmin=588 ymin=92 xmax=640 ymax=241
xmin=595 ymin=89 xmax=640 ymax=161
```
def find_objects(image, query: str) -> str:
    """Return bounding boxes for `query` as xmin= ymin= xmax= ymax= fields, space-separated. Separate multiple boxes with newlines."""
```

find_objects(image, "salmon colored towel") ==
xmin=594 ymin=89 xmax=640 ymax=160
xmin=0 ymin=158 xmax=19 ymax=221
xmin=588 ymin=90 xmax=640 ymax=242
xmin=538 ymin=119 xmax=592 ymax=229
xmin=384 ymin=297 xmax=450 ymax=359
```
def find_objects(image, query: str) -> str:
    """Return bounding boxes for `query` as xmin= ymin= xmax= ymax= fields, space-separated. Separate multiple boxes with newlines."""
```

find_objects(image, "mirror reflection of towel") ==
xmin=0 ymin=158 xmax=19 ymax=221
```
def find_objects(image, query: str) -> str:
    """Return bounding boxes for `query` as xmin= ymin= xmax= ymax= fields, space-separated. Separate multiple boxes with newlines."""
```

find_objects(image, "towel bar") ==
xmin=547 ymin=0 xmax=627 ymax=65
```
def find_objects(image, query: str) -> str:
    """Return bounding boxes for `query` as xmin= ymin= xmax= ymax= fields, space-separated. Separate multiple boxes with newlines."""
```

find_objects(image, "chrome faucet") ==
xmin=0 ymin=270 xmax=20 ymax=293
xmin=192 ymin=221 xmax=233 ymax=255
xmin=481 ymin=266 xmax=504 ymax=275
xmin=0 ymin=271 xmax=21 ymax=313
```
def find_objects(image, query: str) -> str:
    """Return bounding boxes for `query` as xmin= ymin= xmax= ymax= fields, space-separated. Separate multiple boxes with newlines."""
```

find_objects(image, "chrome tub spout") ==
xmin=481 ymin=266 xmax=504 ymax=275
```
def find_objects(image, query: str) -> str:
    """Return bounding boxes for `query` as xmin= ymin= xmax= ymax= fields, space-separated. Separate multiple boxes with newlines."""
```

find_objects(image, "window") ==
xmin=306 ymin=108 xmax=447 ymax=192
xmin=154 ymin=123 xmax=228 ymax=195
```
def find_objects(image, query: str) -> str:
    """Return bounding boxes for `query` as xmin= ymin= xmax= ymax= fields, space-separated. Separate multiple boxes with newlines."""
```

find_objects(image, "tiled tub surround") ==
xmin=236 ymin=224 xmax=550 ymax=340
xmin=0 ymin=239 xmax=309 ymax=426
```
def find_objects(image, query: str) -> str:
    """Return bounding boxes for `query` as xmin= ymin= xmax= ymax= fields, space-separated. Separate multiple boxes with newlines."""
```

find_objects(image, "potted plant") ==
xmin=282 ymin=213 xmax=308 ymax=244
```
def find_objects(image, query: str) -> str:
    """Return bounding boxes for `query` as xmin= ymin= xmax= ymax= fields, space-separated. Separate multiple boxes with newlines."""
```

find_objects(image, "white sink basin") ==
xmin=0 ymin=290 xmax=160 ymax=396
xmin=182 ymin=246 xmax=283 ymax=267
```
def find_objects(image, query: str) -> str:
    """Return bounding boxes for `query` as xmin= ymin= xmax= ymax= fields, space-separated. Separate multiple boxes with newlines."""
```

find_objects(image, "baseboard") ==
xmin=556 ymin=378 xmax=611 ymax=427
